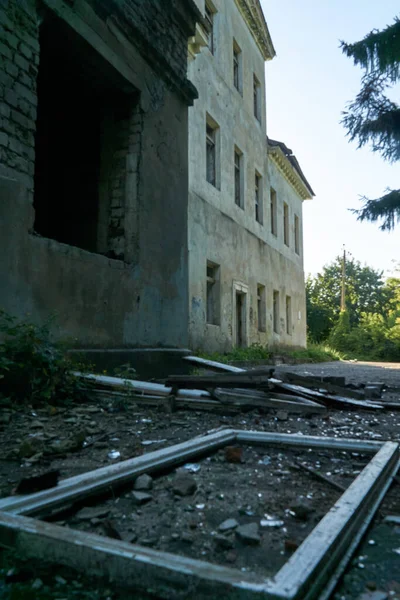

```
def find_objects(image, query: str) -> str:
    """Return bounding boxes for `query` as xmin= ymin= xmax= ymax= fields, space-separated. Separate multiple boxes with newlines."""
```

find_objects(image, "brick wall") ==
xmin=91 ymin=0 xmax=199 ymax=93
xmin=0 ymin=0 xmax=39 ymax=191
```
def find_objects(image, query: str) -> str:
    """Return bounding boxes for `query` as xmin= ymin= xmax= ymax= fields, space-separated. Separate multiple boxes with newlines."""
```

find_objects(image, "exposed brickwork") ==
xmin=0 ymin=0 xmax=38 ymax=190
xmin=89 ymin=0 xmax=198 ymax=97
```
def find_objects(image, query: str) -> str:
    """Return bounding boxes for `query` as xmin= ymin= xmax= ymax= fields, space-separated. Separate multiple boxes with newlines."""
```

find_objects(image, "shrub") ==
xmin=0 ymin=310 xmax=89 ymax=405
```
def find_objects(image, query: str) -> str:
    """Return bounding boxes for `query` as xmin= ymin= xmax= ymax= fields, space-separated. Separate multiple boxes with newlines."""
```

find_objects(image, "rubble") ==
xmin=235 ymin=523 xmax=261 ymax=545
xmin=133 ymin=474 xmax=153 ymax=491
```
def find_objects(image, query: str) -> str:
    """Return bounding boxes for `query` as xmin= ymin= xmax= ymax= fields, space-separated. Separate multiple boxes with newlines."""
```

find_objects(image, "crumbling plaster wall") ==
xmin=187 ymin=0 xmax=307 ymax=351
xmin=0 ymin=0 xmax=198 ymax=348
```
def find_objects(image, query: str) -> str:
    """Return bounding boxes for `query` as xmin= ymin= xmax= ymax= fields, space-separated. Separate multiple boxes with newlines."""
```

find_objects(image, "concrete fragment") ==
xmin=75 ymin=506 xmax=110 ymax=521
xmin=276 ymin=410 xmax=288 ymax=421
xmin=236 ymin=523 xmax=260 ymax=545
xmin=218 ymin=518 xmax=239 ymax=532
xmin=172 ymin=475 xmax=197 ymax=497
xmin=364 ymin=386 xmax=382 ymax=399
xmin=134 ymin=474 xmax=153 ymax=491
xmin=358 ymin=592 xmax=388 ymax=600
xmin=132 ymin=491 xmax=153 ymax=505
xmin=383 ymin=515 xmax=400 ymax=525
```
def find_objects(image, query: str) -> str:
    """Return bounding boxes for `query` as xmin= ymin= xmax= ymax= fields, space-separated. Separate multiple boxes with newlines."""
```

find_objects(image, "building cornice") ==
xmin=234 ymin=0 xmax=276 ymax=61
xmin=268 ymin=146 xmax=314 ymax=201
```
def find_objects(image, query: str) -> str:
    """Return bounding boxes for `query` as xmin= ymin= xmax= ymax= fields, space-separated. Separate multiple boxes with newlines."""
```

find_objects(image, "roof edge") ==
xmin=234 ymin=0 xmax=276 ymax=61
xmin=267 ymin=137 xmax=315 ymax=200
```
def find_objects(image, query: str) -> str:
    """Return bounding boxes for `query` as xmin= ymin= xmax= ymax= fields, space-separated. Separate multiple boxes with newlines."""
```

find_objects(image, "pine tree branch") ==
xmin=341 ymin=17 xmax=400 ymax=81
xmin=351 ymin=189 xmax=400 ymax=231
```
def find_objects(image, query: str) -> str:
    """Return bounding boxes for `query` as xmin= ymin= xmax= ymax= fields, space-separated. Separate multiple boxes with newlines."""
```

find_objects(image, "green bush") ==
xmin=0 ymin=310 xmax=89 ymax=405
xmin=197 ymin=342 xmax=341 ymax=365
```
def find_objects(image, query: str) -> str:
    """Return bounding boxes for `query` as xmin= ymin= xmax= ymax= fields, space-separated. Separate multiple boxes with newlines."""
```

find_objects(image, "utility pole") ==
xmin=340 ymin=246 xmax=346 ymax=312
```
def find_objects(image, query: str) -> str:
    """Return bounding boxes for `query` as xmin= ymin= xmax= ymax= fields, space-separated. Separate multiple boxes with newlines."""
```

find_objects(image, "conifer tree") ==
xmin=341 ymin=17 xmax=400 ymax=230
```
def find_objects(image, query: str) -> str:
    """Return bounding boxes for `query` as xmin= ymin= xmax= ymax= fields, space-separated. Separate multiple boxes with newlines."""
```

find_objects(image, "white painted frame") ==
xmin=0 ymin=430 xmax=398 ymax=600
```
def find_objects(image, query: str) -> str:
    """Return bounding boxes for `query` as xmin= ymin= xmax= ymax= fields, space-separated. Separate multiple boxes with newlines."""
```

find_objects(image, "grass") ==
xmin=197 ymin=342 xmax=343 ymax=365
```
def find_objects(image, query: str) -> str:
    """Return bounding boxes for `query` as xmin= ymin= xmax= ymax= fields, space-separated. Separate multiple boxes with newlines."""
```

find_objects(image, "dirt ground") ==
xmin=0 ymin=360 xmax=399 ymax=599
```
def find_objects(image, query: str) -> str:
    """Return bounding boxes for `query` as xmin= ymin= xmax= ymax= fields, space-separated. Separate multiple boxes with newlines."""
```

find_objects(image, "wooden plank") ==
xmin=167 ymin=374 xmax=271 ymax=390
xmin=271 ymin=381 xmax=383 ymax=410
xmin=280 ymin=372 xmax=366 ymax=400
xmin=183 ymin=356 xmax=244 ymax=373
xmin=213 ymin=390 xmax=326 ymax=414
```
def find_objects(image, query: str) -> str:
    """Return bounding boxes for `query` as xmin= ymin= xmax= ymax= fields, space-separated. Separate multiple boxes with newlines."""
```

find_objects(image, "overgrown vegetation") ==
xmin=308 ymin=257 xmax=400 ymax=361
xmin=0 ymin=310 xmax=90 ymax=406
xmin=198 ymin=342 xmax=341 ymax=365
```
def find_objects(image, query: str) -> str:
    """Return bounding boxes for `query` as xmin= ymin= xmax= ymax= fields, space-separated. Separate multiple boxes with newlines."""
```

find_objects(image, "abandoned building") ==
xmin=0 ymin=0 xmax=200 ymax=350
xmin=187 ymin=0 xmax=314 ymax=352
xmin=0 ymin=0 xmax=314 ymax=357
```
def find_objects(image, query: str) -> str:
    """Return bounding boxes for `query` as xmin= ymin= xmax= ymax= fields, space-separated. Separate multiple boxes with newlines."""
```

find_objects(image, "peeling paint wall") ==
xmin=0 ymin=0 xmax=199 ymax=348
xmin=187 ymin=0 xmax=307 ymax=351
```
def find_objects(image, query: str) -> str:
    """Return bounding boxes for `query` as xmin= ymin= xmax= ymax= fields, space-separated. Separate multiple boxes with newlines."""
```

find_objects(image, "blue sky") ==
xmin=261 ymin=0 xmax=399 ymax=278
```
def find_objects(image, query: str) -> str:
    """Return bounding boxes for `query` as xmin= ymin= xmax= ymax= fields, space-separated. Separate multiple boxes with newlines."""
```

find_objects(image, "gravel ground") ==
xmin=0 ymin=360 xmax=399 ymax=599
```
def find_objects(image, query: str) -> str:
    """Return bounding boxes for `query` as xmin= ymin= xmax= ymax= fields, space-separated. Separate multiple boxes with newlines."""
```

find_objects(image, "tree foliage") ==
xmin=307 ymin=256 xmax=400 ymax=360
xmin=341 ymin=17 xmax=400 ymax=230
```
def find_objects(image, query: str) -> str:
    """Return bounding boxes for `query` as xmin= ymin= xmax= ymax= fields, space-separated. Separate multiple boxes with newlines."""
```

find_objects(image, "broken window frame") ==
xmin=294 ymin=214 xmax=300 ymax=255
xmin=206 ymin=261 xmax=221 ymax=326
xmin=273 ymin=289 xmax=279 ymax=334
xmin=257 ymin=284 xmax=266 ymax=332
xmin=204 ymin=2 xmax=215 ymax=55
xmin=286 ymin=295 xmax=292 ymax=335
xmin=255 ymin=172 xmax=262 ymax=224
xmin=253 ymin=74 xmax=261 ymax=122
xmin=206 ymin=123 xmax=216 ymax=187
xmin=233 ymin=39 xmax=242 ymax=94
xmin=270 ymin=187 xmax=277 ymax=236
xmin=0 ymin=430 xmax=397 ymax=600
xmin=234 ymin=146 xmax=243 ymax=208
xmin=283 ymin=202 xmax=289 ymax=247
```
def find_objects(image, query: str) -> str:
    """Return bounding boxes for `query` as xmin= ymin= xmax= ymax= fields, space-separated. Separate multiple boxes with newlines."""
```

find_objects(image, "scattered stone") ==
xmin=289 ymin=502 xmax=315 ymax=521
xmin=31 ymin=578 xmax=43 ymax=590
xmin=366 ymin=582 xmax=378 ymax=591
xmin=224 ymin=446 xmax=243 ymax=463
xmin=276 ymin=410 xmax=288 ymax=421
xmin=75 ymin=506 xmax=110 ymax=521
xmin=225 ymin=551 xmax=237 ymax=563
xmin=122 ymin=532 xmax=137 ymax=544
xmin=132 ymin=491 xmax=153 ymax=505
xmin=214 ymin=534 xmax=234 ymax=549
xmin=173 ymin=475 xmax=197 ymax=497
xmin=102 ymin=520 xmax=122 ymax=540
xmin=235 ymin=523 xmax=260 ymax=545
xmin=134 ymin=474 xmax=153 ymax=491
xmin=358 ymin=592 xmax=388 ymax=600
xmin=18 ymin=439 xmax=42 ymax=459
xmin=171 ymin=533 xmax=180 ymax=540
xmin=218 ymin=518 xmax=239 ymax=532
xmin=55 ymin=575 xmax=67 ymax=585
xmin=140 ymin=537 xmax=157 ymax=547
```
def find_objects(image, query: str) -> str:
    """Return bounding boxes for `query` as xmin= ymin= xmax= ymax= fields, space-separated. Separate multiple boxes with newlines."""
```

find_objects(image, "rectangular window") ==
xmin=283 ymin=202 xmax=289 ymax=246
xmin=205 ymin=3 xmax=215 ymax=55
xmin=233 ymin=40 xmax=242 ymax=94
xmin=253 ymin=74 xmax=261 ymax=122
xmin=206 ymin=115 xmax=219 ymax=188
xmin=286 ymin=295 xmax=292 ymax=335
xmin=270 ymin=188 xmax=277 ymax=236
xmin=207 ymin=261 xmax=220 ymax=325
xmin=255 ymin=172 xmax=263 ymax=224
xmin=273 ymin=290 xmax=279 ymax=334
xmin=234 ymin=146 xmax=243 ymax=208
xmin=257 ymin=284 xmax=266 ymax=332
xmin=294 ymin=214 xmax=300 ymax=255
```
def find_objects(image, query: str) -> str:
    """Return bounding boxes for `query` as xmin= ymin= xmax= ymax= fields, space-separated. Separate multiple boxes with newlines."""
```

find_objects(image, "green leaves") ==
xmin=0 ymin=310 xmax=89 ymax=406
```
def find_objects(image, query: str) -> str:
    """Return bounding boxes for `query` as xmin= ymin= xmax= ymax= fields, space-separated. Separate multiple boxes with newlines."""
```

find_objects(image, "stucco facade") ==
xmin=187 ymin=0 xmax=314 ymax=352
xmin=0 ymin=0 xmax=199 ymax=348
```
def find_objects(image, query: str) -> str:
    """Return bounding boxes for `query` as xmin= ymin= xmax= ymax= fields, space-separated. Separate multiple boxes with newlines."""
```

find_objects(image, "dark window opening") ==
xmin=33 ymin=16 xmax=135 ymax=258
